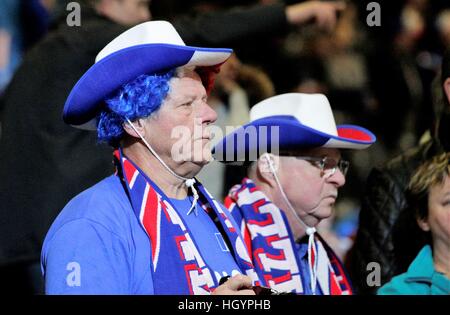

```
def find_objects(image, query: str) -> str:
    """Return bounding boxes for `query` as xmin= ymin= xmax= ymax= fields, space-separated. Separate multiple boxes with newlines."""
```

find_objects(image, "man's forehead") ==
xmin=168 ymin=71 xmax=206 ymax=97
xmin=174 ymin=68 xmax=201 ymax=81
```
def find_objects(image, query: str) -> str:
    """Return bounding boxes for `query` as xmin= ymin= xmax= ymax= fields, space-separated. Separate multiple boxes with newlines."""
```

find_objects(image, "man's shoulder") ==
xmin=67 ymin=174 xmax=128 ymax=211
xmin=47 ymin=175 xmax=133 ymax=237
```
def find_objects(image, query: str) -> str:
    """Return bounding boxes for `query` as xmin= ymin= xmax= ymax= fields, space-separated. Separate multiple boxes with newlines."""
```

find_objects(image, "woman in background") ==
xmin=378 ymin=152 xmax=450 ymax=295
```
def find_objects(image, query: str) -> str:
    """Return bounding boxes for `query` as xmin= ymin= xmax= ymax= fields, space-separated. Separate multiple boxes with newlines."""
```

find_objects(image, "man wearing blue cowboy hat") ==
xmin=0 ymin=0 xmax=347 ymax=294
xmin=41 ymin=21 xmax=260 ymax=295
xmin=213 ymin=93 xmax=376 ymax=295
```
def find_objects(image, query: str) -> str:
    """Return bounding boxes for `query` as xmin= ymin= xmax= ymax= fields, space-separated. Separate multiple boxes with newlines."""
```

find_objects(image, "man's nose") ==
xmin=327 ymin=168 xmax=346 ymax=187
xmin=201 ymin=101 xmax=218 ymax=125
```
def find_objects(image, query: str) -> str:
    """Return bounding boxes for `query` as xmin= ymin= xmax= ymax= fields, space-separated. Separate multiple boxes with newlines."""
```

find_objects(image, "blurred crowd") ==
xmin=0 ymin=0 xmax=449 ymax=294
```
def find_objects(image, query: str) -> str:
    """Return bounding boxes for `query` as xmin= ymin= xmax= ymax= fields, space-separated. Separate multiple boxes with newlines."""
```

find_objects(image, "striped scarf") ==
xmin=224 ymin=178 xmax=353 ymax=295
xmin=113 ymin=149 xmax=258 ymax=294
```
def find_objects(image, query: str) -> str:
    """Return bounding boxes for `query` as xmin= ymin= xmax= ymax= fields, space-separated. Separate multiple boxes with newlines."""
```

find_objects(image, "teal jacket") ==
xmin=378 ymin=245 xmax=450 ymax=295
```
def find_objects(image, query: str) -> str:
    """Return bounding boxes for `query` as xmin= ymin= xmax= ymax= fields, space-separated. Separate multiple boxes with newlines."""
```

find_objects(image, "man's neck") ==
xmin=122 ymin=142 xmax=191 ymax=200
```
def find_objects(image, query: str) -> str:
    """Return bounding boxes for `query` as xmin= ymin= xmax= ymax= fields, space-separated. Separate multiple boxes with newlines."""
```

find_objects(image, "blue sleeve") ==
xmin=377 ymin=275 xmax=416 ymax=295
xmin=377 ymin=281 xmax=402 ymax=295
xmin=42 ymin=218 xmax=139 ymax=294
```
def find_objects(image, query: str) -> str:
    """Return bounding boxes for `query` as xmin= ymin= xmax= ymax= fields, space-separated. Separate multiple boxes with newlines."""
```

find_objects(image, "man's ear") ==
xmin=256 ymin=153 xmax=279 ymax=188
xmin=123 ymin=118 xmax=146 ymax=139
xmin=444 ymin=78 xmax=450 ymax=105
xmin=417 ymin=216 xmax=430 ymax=232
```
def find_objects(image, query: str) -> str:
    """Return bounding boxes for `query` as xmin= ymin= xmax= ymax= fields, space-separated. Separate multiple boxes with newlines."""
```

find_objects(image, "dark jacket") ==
xmin=347 ymin=139 xmax=439 ymax=294
xmin=0 ymin=3 xmax=289 ymax=267
xmin=0 ymin=9 xmax=125 ymax=266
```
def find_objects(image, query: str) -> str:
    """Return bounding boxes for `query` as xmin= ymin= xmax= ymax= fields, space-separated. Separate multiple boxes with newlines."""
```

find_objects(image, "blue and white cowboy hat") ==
xmin=212 ymin=93 xmax=376 ymax=162
xmin=63 ymin=20 xmax=232 ymax=130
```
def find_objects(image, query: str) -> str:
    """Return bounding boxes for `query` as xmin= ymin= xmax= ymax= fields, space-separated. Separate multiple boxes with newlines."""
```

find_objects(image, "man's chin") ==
xmin=315 ymin=206 xmax=334 ymax=221
xmin=191 ymin=150 xmax=213 ymax=166
xmin=193 ymin=159 xmax=210 ymax=167
xmin=187 ymin=158 xmax=211 ymax=173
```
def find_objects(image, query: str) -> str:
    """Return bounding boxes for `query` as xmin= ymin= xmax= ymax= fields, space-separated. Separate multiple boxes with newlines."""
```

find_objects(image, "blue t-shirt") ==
xmin=41 ymin=175 xmax=241 ymax=294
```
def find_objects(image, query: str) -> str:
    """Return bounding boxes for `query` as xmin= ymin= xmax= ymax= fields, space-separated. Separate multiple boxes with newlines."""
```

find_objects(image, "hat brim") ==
xmin=212 ymin=116 xmax=376 ymax=162
xmin=63 ymin=44 xmax=232 ymax=130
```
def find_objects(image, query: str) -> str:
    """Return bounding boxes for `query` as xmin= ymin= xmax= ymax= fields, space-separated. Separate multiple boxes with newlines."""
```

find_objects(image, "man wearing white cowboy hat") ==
xmin=213 ymin=93 xmax=376 ymax=295
xmin=41 ymin=21 xmax=260 ymax=295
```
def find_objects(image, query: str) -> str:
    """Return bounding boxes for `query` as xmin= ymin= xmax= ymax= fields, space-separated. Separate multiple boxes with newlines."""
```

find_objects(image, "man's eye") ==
xmin=180 ymin=102 xmax=192 ymax=107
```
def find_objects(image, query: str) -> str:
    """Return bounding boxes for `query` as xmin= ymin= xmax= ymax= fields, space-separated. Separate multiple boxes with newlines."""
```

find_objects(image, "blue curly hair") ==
xmin=97 ymin=70 xmax=176 ymax=147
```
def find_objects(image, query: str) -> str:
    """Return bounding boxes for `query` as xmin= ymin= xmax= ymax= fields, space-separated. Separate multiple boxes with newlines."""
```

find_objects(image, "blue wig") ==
xmin=97 ymin=70 xmax=175 ymax=147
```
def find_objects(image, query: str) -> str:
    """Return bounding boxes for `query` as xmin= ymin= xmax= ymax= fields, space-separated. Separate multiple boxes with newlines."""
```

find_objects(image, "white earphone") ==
xmin=125 ymin=118 xmax=199 ymax=216
xmin=262 ymin=152 xmax=318 ymax=294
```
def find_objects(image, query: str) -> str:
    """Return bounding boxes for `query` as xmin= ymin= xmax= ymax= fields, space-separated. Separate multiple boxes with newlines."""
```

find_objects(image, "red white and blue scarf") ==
xmin=224 ymin=178 xmax=353 ymax=295
xmin=113 ymin=149 xmax=258 ymax=294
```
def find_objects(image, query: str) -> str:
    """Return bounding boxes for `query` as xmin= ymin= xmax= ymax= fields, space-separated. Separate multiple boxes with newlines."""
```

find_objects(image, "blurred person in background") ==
xmin=349 ymin=48 xmax=450 ymax=294
xmin=362 ymin=0 xmax=442 ymax=156
xmin=436 ymin=10 xmax=450 ymax=49
xmin=0 ymin=0 xmax=53 ymax=95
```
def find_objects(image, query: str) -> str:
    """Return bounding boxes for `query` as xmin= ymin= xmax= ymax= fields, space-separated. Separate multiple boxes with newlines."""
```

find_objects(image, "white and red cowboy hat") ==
xmin=213 ymin=93 xmax=376 ymax=161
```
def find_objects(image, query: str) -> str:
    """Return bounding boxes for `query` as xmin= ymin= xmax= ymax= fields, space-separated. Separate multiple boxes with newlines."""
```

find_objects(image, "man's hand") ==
xmin=211 ymin=275 xmax=256 ymax=295
xmin=286 ymin=0 xmax=346 ymax=31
